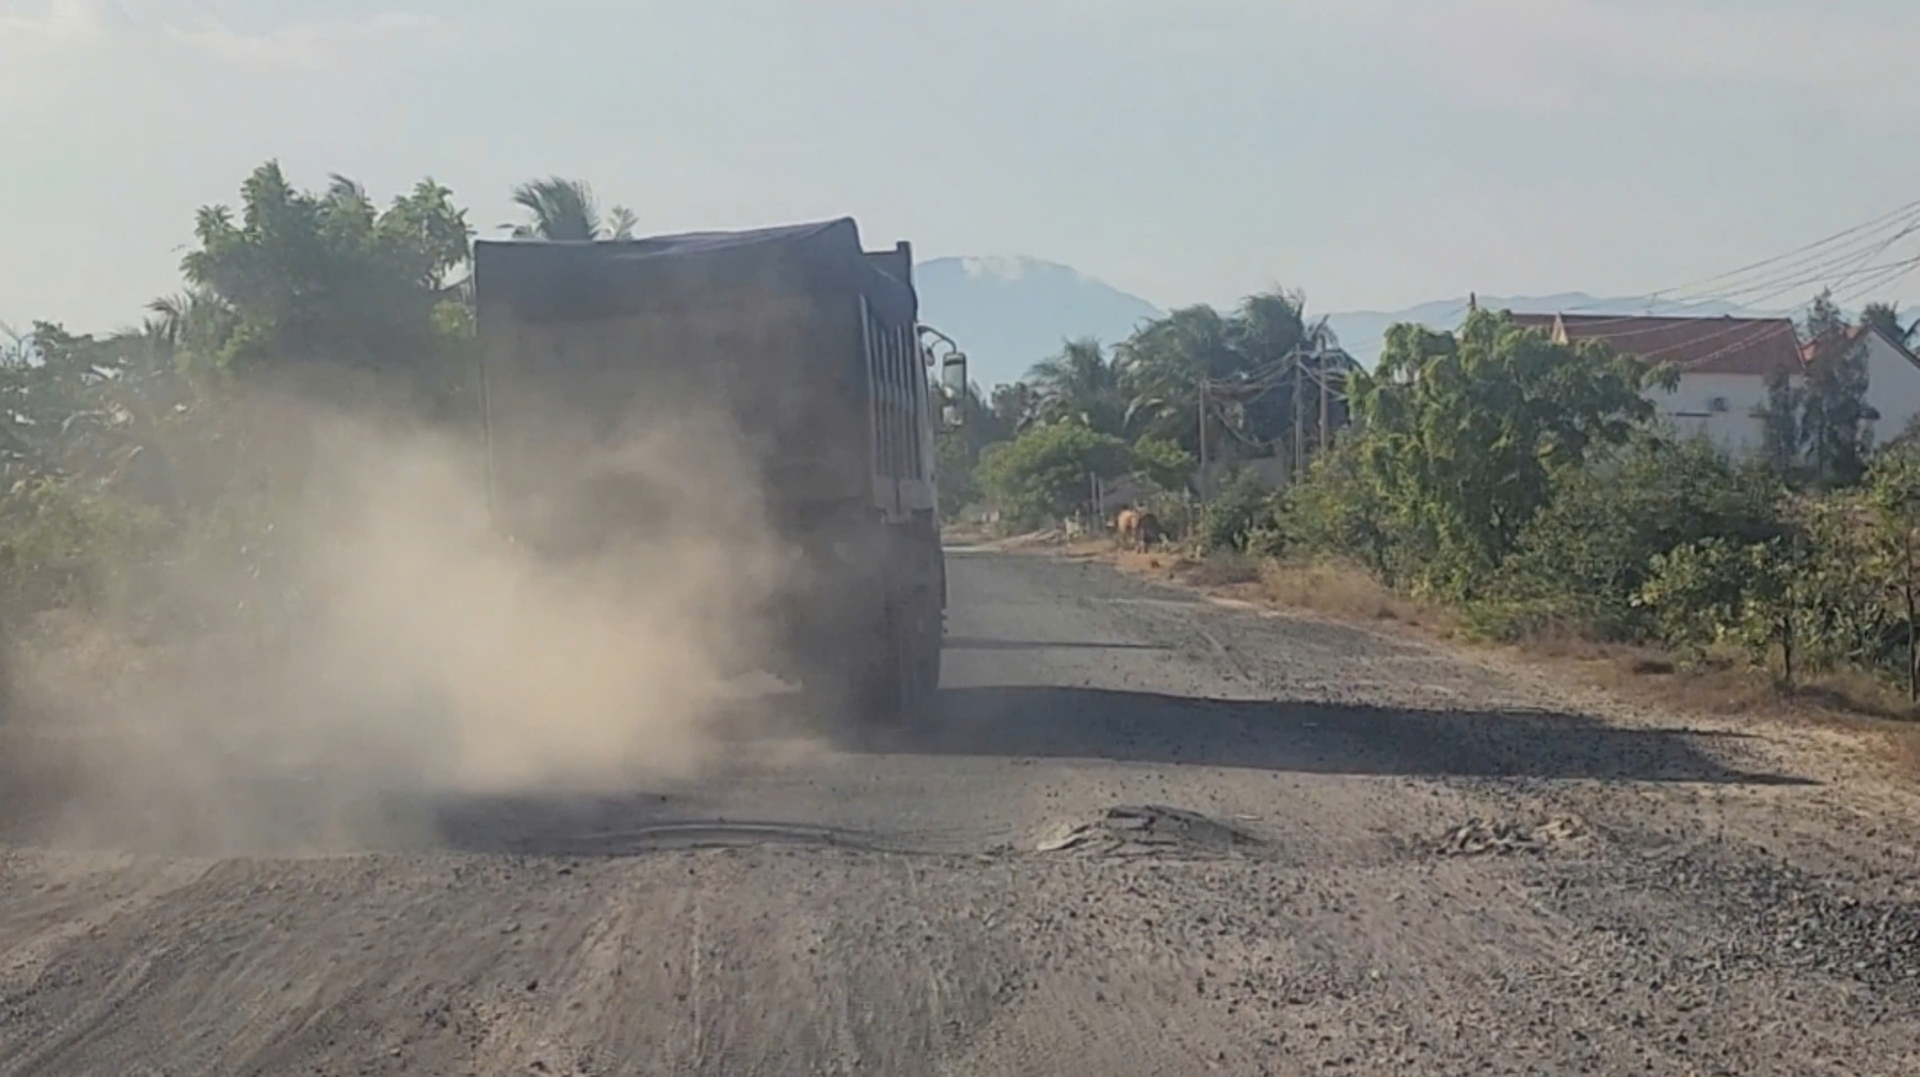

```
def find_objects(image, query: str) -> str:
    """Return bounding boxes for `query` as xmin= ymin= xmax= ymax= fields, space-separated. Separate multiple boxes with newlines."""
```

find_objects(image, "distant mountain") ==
xmin=1325 ymin=293 xmax=1781 ymax=366
xmin=912 ymin=253 xmax=1797 ymax=384
xmin=914 ymin=256 xmax=1164 ymax=389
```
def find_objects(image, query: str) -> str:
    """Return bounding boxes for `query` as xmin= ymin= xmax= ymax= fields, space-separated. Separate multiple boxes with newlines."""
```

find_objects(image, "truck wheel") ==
xmin=839 ymin=588 xmax=939 ymax=727
xmin=910 ymin=585 xmax=943 ymax=712
xmin=796 ymin=622 xmax=906 ymax=726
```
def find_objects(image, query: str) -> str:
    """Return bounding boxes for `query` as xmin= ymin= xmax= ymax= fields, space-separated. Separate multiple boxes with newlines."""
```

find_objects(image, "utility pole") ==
xmin=1291 ymin=349 xmax=1306 ymax=484
xmin=1317 ymin=347 xmax=1331 ymax=456
xmin=1197 ymin=379 xmax=1208 ymax=501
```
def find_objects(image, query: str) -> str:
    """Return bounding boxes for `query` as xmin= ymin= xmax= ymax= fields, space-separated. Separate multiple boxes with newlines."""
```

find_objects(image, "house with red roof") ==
xmin=1509 ymin=312 xmax=1806 ymax=457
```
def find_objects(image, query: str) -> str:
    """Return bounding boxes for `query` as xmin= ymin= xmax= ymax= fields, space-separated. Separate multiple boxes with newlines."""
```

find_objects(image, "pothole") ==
xmin=1034 ymin=805 xmax=1264 ymax=857
xmin=1438 ymin=814 xmax=1591 ymax=857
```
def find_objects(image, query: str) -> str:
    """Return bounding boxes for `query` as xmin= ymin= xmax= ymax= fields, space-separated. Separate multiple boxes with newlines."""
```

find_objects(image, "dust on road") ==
xmin=2 ymin=549 xmax=1919 ymax=1075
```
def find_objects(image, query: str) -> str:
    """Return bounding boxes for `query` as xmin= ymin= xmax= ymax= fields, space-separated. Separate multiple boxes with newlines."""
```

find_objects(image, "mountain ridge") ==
xmin=914 ymin=256 xmax=1787 ymax=382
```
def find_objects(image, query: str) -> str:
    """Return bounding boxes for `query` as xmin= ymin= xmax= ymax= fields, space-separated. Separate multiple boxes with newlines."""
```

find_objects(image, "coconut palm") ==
xmin=606 ymin=205 xmax=639 ymax=241
xmin=1026 ymin=337 xmax=1128 ymax=434
xmin=506 ymin=177 xmax=636 ymax=241
xmin=1114 ymin=290 xmax=1347 ymax=458
xmin=146 ymin=289 xmax=237 ymax=357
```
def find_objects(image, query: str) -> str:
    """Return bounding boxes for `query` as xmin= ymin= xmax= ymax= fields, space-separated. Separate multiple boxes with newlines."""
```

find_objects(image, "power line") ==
xmin=1601 ymin=197 xmax=1920 ymax=307
xmin=1524 ymin=200 xmax=1920 ymax=336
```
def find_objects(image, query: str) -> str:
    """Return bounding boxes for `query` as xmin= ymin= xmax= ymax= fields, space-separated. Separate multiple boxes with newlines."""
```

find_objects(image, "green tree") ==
xmin=1285 ymin=435 xmax=1398 ymax=577
xmin=0 ymin=319 xmax=206 ymax=519
xmin=1129 ymin=435 xmax=1195 ymax=493
xmin=975 ymin=423 xmax=1133 ymax=530
xmin=179 ymin=161 xmax=475 ymax=388
xmin=1116 ymin=303 xmax=1241 ymax=452
xmin=933 ymin=427 xmax=980 ymax=519
xmin=1636 ymin=534 xmax=1808 ymax=684
xmin=507 ymin=177 xmax=635 ymax=240
xmin=1754 ymin=365 xmax=1806 ymax=477
xmin=1861 ymin=301 xmax=1914 ymax=348
xmin=1222 ymin=291 xmax=1312 ymax=447
xmin=1864 ymin=448 xmax=1920 ymax=700
xmin=1195 ymin=467 xmax=1284 ymax=554
xmin=1026 ymin=337 xmax=1127 ymax=435
xmin=1347 ymin=310 xmax=1665 ymax=599
xmin=989 ymin=382 xmax=1042 ymax=435
xmin=1800 ymin=289 xmax=1877 ymax=487
xmin=1115 ymin=289 xmax=1342 ymax=460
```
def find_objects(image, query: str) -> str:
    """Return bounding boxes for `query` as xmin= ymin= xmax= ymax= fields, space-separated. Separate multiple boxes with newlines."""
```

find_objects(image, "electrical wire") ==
xmin=1527 ymin=202 xmax=1920 ymax=339
xmin=1563 ymin=198 xmax=1920 ymax=315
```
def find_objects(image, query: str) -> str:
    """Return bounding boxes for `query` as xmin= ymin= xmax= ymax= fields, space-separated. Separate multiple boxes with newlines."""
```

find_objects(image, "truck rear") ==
xmin=471 ymin=218 xmax=964 ymax=720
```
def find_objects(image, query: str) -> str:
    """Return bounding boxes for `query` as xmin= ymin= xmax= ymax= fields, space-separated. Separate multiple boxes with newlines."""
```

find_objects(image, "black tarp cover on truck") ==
xmin=473 ymin=217 xmax=917 ymax=329
xmin=473 ymin=216 xmax=927 ymax=551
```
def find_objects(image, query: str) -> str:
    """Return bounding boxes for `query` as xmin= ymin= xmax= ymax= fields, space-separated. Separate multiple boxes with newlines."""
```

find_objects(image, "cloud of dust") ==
xmin=0 ymin=379 xmax=807 ymax=855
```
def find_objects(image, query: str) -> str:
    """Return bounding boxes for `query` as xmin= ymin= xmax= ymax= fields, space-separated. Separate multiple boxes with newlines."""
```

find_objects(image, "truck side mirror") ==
xmin=940 ymin=352 xmax=968 ymax=428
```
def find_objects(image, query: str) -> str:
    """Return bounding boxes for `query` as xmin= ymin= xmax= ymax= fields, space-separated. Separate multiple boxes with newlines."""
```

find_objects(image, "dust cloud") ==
xmin=0 ymin=378 xmax=807 ymax=855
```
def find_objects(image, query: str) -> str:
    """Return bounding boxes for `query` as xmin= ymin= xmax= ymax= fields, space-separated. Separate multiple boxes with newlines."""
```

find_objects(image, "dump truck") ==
xmin=471 ymin=218 xmax=968 ymax=720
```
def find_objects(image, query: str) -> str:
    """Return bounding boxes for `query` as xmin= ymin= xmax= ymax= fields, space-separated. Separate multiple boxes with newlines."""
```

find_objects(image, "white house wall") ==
xmin=1861 ymin=333 xmax=1920 ymax=445
xmin=1648 ymin=372 xmax=1772 ymax=457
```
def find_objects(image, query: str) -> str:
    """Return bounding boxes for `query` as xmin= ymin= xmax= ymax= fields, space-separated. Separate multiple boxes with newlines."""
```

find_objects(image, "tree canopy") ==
xmin=1347 ymin=310 xmax=1665 ymax=597
xmin=180 ymin=162 xmax=474 ymax=379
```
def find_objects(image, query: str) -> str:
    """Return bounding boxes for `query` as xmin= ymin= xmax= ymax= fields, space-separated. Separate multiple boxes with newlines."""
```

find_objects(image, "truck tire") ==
xmin=802 ymin=585 xmax=939 ymax=726
xmin=794 ymin=521 xmax=943 ymax=726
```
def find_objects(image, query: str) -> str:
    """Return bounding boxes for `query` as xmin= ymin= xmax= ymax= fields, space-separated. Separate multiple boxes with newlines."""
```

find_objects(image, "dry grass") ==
xmin=1898 ymin=727 xmax=1920 ymax=776
xmin=1085 ymin=543 xmax=1920 ymax=778
xmin=939 ymin=522 xmax=998 ymax=547
xmin=1255 ymin=558 xmax=1444 ymax=628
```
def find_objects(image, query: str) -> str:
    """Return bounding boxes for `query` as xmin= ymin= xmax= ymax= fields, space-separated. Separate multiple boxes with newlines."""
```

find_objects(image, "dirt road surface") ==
xmin=4 ymin=548 xmax=1920 ymax=1075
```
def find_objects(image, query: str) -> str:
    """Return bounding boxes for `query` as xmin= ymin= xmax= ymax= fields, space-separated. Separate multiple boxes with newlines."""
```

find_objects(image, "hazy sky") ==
xmin=5 ymin=0 xmax=1920 ymax=334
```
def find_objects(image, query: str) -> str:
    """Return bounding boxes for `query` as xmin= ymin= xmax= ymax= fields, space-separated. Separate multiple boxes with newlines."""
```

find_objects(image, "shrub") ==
xmin=1284 ymin=436 xmax=1402 ymax=579
xmin=975 ymin=422 xmax=1132 ymax=531
xmin=1196 ymin=467 xmax=1285 ymax=555
xmin=1130 ymin=436 xmax=1195 ymax=493
xmin=1486 ymin=436 xmax=1788 ymax=641
xmin=0 ymin=479 xmax=163 ymax=620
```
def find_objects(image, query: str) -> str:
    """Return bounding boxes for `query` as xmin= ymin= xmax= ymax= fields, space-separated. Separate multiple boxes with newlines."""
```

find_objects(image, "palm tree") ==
xmin=990 ymin=382 xmax=1042 ymax=435
xmin=606 ymin=205 xmax=639 ymax=241
xmin=1027 ymin=337 xmax=1127 ymax=434
xmin=1115 ymin=290 xmax=1344 ymax=458
xmin=506 ymin=177 xmax=637 ymax=241
xmin=1115 ymin=304 xmax=1239 ymax=449
xmin=146 ymin=289 xmax=237 ymax=362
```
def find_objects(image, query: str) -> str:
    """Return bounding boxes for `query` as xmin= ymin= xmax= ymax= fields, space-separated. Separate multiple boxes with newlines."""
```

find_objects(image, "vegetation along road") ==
xmin=1 ymin=548 xmax=1917 ymax=1075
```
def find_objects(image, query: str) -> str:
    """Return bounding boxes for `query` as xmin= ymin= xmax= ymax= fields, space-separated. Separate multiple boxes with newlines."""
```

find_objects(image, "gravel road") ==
xmin=3 ymin=548 xmax=1920 ymax=1075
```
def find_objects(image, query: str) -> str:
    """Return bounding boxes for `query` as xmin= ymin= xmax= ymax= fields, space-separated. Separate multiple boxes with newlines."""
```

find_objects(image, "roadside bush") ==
xmin=1635 ymin=536 xmax=1790 ymax=662
xmin=1130 ymin=436 xmax=1195 ymax=494
xmin=1283 ymin=437 xmax=1401 ymax=579
xmin=1196 ymin=467 xmax=1286 ymax=555
xmin=0 ymin=479 xmax=162 ymax=621
xmin=975 ymin=422 xmax=1132 ymax=532
xmin=934 ymin=428 xmax=979 ymax=519
xmin=1482 ymin=436 xmax=1789 ymax=641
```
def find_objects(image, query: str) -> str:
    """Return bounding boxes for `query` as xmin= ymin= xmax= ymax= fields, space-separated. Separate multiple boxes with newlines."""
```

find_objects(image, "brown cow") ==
xmin=1133 ymin=510 xmax=1163 ymax=551
xmin=1113 ymin=507 xmax=1162 ymax=552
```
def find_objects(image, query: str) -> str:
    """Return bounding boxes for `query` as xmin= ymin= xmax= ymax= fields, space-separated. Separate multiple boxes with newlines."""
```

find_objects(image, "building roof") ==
xmin=1504 ymin=311 xmax=1803 ymax=376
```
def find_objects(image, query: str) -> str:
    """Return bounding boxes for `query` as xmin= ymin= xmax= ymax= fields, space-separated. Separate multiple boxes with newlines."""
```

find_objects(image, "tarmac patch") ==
xmin=1438 ymin=815 xmax=1591 ymax=857
xmin=1034 ymin=804 xmax=1264 ymax=857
